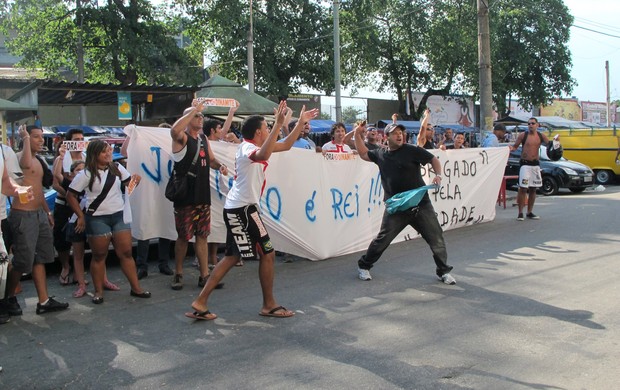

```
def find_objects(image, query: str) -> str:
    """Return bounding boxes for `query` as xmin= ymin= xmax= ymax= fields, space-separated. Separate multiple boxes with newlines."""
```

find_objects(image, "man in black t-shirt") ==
xmin=353 ymin=123 xmax=456 ymax=285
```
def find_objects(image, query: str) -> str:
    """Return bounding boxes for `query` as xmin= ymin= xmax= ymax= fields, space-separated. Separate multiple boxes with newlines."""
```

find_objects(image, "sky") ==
xmin=317 ymin=0 xmax=620 ymax=107
xmin=144 ymin=1 xmax=620 ymax=104
xmin=563 ymin=0 xmax=620 ymax=103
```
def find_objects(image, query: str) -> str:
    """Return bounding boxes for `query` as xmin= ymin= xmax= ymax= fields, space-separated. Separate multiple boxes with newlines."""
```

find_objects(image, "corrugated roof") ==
xmin=10 ymin=80 xmax=199 ymax=106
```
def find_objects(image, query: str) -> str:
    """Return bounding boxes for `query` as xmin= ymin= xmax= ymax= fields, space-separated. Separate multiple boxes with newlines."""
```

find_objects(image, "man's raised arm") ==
xmin=272 ymin=105 xmax=319 ymax=153
xmin=417 ymin=108 xmax=431 ymax=147
xmin=354 ymin=123 xmax=370 ymax=161
xmin=170 ymin=99 xmax=205 ymax=151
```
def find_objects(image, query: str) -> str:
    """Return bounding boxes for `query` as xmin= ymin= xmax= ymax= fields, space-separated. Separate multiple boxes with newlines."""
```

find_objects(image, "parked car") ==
xmin=505 ymin=146 xmax=595 ymax=196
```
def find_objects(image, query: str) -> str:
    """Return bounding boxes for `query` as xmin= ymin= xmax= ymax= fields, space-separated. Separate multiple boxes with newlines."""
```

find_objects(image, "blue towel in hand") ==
xmin=384 ymin=185 xmax=436 ymax=214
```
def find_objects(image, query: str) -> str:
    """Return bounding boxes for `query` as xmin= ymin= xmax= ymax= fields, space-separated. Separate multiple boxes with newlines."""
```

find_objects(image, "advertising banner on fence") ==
xmin=117 ymin=92 xmax=132 ymax=120
xmin=124 ymin=125 xmax=509 ymax=260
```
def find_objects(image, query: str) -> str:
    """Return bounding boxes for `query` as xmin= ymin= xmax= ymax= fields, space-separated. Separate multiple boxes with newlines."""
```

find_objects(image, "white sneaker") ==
xmin=439 ymin=273 xmax=456 ymax=285
xmin=358 ymin=268 xmax=372 ymax=281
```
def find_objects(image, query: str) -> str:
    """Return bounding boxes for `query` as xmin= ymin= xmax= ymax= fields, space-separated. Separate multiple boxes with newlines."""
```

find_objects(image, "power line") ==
xmin=572 ymin=24 xmax=620 ymax=39
xmin=573 ymin=17 xmax=620 ymax=34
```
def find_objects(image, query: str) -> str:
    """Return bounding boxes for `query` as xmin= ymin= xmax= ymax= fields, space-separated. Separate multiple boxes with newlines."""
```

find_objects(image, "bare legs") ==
xmin=72 ymin=241 xmax=87 ymax=296
xmin=5 ymin=263 xmax=51 ymax=305
xmin=174 ymin=238 xmax=188 ymax=275
xmin=89 ymin=231 xmax=145 ymax=299
xmin=194 ymin=236 xmax=209 ymax=279
xmin=192 ymin=251 xmax=293 ymax=317
xmin=57 ymin=250 xmax=72 ymax=284
xmin=111 ymin=231 xmax=145 ymax=294
xmin=517 ymin=187 xmax=537 ymax=215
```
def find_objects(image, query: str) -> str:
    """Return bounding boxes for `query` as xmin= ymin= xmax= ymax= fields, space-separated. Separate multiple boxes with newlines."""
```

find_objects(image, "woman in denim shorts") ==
xmin=66 ymin=140 xmax=150 ymax=305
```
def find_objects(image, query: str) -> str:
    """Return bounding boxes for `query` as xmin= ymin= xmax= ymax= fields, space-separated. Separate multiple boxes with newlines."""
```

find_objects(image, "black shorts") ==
xmin=223 ymin=205 xmax=274 ymax=259
xmin=1 ymin=218 xmax=13 ymax=252
xmin=53 ymin=203 xmax=73 ymax=252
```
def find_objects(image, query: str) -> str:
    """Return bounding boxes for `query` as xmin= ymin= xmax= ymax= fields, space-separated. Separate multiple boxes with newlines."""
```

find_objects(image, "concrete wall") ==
xmin=38 ymin=105 xmax=129 ymax=126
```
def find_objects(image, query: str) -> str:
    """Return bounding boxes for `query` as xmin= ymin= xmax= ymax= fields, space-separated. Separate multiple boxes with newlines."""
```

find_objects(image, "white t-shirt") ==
xmin=322 ymin=141 xmax=352 ymax=153
xmin=69 ymin=164 xmax=130 ymax=216
xmin=0 ymin=145 xmax=23 ymax=220
xmin=225 ymin=141 xmax=266 ymax=209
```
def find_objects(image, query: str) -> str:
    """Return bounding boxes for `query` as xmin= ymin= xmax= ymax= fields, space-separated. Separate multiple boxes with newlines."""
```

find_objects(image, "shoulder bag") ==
xmin=165 ymin=136 xmax=201 ymax=202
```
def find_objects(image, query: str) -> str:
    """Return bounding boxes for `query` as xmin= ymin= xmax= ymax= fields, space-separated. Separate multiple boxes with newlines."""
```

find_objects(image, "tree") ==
xmin=340 ymin=0 xmax=574 ymax=121
xmin=318 ymin=111 xmax=332 ymax=120
xmin=490 ymin=0 xmax=575 ymax=116
xmin=1 ymin=0 xmax=201 ymax=85
xmin=340 ymin=0 xmax=431 ymax=118
xmin=181 ymin=0 xmax=334 ymax=97
xmin=342 ymin=106 xmax=363 ymax=124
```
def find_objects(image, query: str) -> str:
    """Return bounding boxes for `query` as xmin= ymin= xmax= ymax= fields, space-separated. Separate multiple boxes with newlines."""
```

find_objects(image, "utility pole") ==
xmin=247 ymin=0 xmax=255 ymax=93
xmin=77 ymin=0 xmax=87 ymax=125
xmin=605 ymin=60 xmax=610 ymax=127
xmin=333 ymin=0 xmax=342 ymax=122
xmin=477 ymin=0 xmax=493 ymax=132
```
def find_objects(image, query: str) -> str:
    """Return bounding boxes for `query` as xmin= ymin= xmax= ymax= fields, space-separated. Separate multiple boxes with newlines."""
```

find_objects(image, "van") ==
xmin=545 ymin=128 xmax=619 ymax=184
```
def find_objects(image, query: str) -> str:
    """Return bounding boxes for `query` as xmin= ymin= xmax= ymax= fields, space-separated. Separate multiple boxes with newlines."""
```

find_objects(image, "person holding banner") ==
xmin=120 ymin=130 xmax=174 ymax=280
xmin=169 ymin=100 xmax=229 ymax=291
xmin=445 ymin=133 xmax=466 ymax=150
xmin=203 ymin=104 xmax=241 ymax=145
xmin=52 ymin=128 xmax=86 ymax=286
xmin=322 ymin=122 xmax=353 ymax=153
xmin=354 ymin=122 xmax=456 ymax=285
xmin=481 ymin=124 xmax=507 ymax=148
xmin=188 ymin=102 xmax=319 ymax=320
xmin=67 ymin=140 xmax=150 ymax=305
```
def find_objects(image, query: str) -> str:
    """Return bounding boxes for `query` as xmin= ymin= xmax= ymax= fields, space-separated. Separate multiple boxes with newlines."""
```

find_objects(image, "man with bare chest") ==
xmin=2 ymin=125 xmax=69 ymax=316
xmin=510 ymin=118 xmax=554 ymax=221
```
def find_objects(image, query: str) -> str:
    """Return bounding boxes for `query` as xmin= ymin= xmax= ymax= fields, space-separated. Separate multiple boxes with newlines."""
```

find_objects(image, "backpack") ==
xmin=521 ymin=131 xmax=562 ymax=161
xmin=35 ymin=155 xmax=53 ymax=188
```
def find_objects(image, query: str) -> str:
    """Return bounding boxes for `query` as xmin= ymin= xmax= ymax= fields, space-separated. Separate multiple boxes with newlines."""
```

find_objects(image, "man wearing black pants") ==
xmin=354 ymin=123 xmax=456 ymax=285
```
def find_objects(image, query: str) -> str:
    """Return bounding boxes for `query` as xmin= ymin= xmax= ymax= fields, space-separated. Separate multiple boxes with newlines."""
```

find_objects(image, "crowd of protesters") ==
xmin=1 ymin=102 xmax=522 ymax=324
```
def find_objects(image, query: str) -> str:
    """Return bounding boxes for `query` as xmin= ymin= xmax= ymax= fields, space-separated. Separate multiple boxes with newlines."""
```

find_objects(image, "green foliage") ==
xmin=340 ymin=0 xmax=480 ymax=119
xmin=342 ymin=106 xmax=363 ymax=124
xmin=182 ymin=0 xmax=333 ymax=97
xmin=490 ymin=0 xmax=575 ymax=116
xmin=340 ymin=0 xmax=574 ymax=120
xmin=1 ymin=0 xmax=575 ymax=117
xmin=318 ymin=111 xmax=332 ymax=120
xmin=1 ymin=0 xmax=202 ymax=85
xmin=340 ymin=0 xmax=429 ymax=117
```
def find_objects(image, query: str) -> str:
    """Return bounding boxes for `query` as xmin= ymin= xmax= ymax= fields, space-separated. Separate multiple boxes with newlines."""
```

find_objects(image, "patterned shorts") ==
xmin=223 ymin=204 xmax=273 ymax=259
xmin=518 ymin=165 xmax=542 ymax=188
xmin=174 ymin=204 xmax=211 ymax=241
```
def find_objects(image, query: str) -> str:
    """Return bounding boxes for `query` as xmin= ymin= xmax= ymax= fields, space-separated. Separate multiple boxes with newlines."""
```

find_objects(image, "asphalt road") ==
xmin=1 ymin=185 xmax=619 ymax=389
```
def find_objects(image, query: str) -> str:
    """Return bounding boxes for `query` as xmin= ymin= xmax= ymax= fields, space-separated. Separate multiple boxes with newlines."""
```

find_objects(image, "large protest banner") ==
xmin=124 ymin=125 xmax=509 ymax=261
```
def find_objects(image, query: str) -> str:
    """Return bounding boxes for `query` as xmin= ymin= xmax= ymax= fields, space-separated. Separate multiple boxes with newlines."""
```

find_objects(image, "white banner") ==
xmin=124 ymin=125 xmax=509 ymax=260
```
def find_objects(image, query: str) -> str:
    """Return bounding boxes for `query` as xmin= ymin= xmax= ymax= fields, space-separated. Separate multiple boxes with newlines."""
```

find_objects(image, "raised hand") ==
xmin=58 ymin=142 xmax=67 ymax=160
xmin=300 ymin=107 xmax=319 ymax=123
xmin=18 ymin=124 xmax=28 ymax=139
xmin=274 ymin=100 xmax=288 ymax=122
xmin=191 ymin=98 xmax=207 ymax=112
